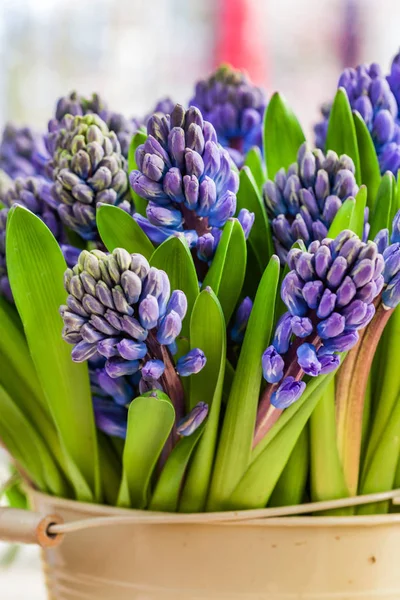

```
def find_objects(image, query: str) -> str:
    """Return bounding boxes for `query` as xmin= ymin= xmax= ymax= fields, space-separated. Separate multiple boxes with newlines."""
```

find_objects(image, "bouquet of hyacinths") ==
xmin=2 ymin=57 xmax=400 ymax=519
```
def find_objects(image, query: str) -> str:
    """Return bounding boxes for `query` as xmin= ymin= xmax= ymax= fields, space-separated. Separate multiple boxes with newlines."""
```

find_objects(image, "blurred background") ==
xmin=0 ymin=0 xmax=400 ymax=138
xmin=1 ymin=0 xmax=400 ymax=596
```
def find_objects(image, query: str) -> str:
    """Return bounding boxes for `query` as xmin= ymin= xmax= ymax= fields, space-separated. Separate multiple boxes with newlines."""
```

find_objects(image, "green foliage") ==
xmin=326 ymin=88 xmax=361 ymax=184
xmin=127 ymin=131 xmax=148 ymax=216
xmin=7 ymin=206 xmax=100 ymax=502
xmin=97 ymin=204 xmax=154 ymax=259
xmin=207 ymin=255 xmax=279 ymax=511
xmin=263 ymin=93 xmax=305 ymax=179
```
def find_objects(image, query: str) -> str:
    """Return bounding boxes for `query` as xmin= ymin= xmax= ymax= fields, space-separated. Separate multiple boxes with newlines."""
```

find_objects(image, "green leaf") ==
xmin=269 ymin=426 xmax=309 ymax=507
xmin=358 ymin=394 xmax=400 ymax=515
xmin=179 ymin=289 xmax=226 ymax=512
xmin=309 ymin=378 xmax=351 ymax=515
xmin=118 ymin=395 xmax=175 ymax=508
xmin=228 ymin=370 xmax=335 ymax=509
xmin=369 ymin=172 xmax=394 ymax=240
xmin=327 ymin=197 xmax=355 ymax=238
xmin=207 ymin=255 xmax=280 ymax=511
xmin=263 ymin=92 xmax=305 ymax=179
xmin=97 ymin=204 xmax=154 ymax=259
xmin=326 ymin=88 xmax=361 ymax=184
xmin=222 ymin=360 xmax=235 ymax=406
xmin=128 ymin=130 xmax=148 ymax=216
xmin=150 ymin=236 xmax=199 ymax=338
xmin=0 ymin=297 xmax=70 ymax=482
xmin=353 ymin=111 xmax=381 ymax=209
xmin=202 ymin=219 xmax=247 ymax=324
xmin=244 ymin=146 xmax=267 ymax=190
xmin=6 ymin=206 xmax=100 ymax=502
xmin=349 ymin=186 xmax=367 ymax=238
xmin=149 ymin=426 xmax=204 ymax=512
xmin=236 ymin=167 xmax=273 ymax=270
xmin=0 ymin=384 xmax=67 ymax=496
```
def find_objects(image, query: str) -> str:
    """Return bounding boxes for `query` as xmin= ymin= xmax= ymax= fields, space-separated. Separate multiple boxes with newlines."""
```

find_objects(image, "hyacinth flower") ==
xmin=0 ymin=123 xmax=49 ymax=179
xmin=60 ymin=248 xmax=207 ymax=428
xmin=130 ymin=103 xmax=253 ymax=263
xmin=190 ymin=64 xmax=267 ymax=167
xmin=46 ymin=114 xmax=131 ymax=240
xmin=334 ymin=212 xmax=400 ymax=494
xmin=0 ymin=176 xmax=78 ymax=302
xmin=263 ymin=142 xmax=362 ymax=263
xmin=254 ymin=229 xmax=384 ymax=446
xmin=315 ymin=60 xmax=400 ymax=174
xmin=47 ymin=90 xmax=138 ymax=158
xmin=231 ymin=296 xmax=253 ymax=343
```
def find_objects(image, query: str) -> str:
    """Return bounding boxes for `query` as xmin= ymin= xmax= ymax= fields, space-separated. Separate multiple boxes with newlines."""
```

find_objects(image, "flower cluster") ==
xmin=315 ymin=59 xmax=400 ymax=174
xmin=0 ymin=123 xmax=49 ymax=179
xmin=261 ymin=230 xmax=384 ymax=410
xmin=48 ymin=91 xmax=138 ymax=158
xmin=263 ymin=143 xmax=361 ymax=262
xmin=190 ymin=65 xmax=267 ymax=166
xmin=46 ymin=114 xmax=130 ymax=240
xmin=0 ymin=176 xmax=68 ymax=302
xmin=130 ymin=103 xmax=253 ymax=262
xmin=60 ymin=248 xmax=206 ymax=396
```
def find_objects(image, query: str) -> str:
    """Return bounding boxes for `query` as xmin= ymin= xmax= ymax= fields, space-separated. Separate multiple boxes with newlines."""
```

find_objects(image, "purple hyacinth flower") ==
xmin=176 ymin=401 xmax=208 ymax=436
xmin=156 ymin=309 xmax=182 ymax=345
xmin=318 ymin=352 xmax=341 ymax=374
xmin=93 ymin=398 xmax=128 ymax=439
xmin=296 ymin=343 xmax=321 ymax=376
xmin=176 ymin=348 xmax=207 ymax=377
xmin=141 ymin=359 xmax=165 ymax=381
xmin=262 ymin=345 xmax=285 ymax=384
xmin=291 ymin=316 xmax=313 ymax=338
xmin=237 ymin=208 xmax=255 ymax=239
xmin=97 ymin=369 xmax=134 ymax=405
xmin=272 ymin=312 xmax=293 ymax=354
xmin=231 ymin=296 xmax=253 ymax=343
xmin=271 ymin=377 xmax=306 ymax=409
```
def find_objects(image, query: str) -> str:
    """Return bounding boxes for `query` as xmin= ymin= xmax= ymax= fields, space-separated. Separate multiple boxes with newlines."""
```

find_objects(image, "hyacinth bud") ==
xmin=297 ymin=343 xmax=321 ymax=376
xmin=0 ymin=123 xmax=49 ymax=179
xmin=262 ymin=346 xmax=285 ymax=384
xmin=93 ymin=397 xmax=128 ymax=439
xmin=231 ymin=296 xmax=253 ymax=343
xmin=382 ymin=242 xmax=400 ymax=308
xmin=176 ymin=402 xmax=208 ymax=436
xmin=315 ymin=60 xmax=400 ymax=176
xmin=48 ymin=90 xmax=138 ymax=158
xmin=263 ymin=143 xmax=361 ymax=262
xmin=271 ymin=377 xmax=306 ymax=410
xmin=61 ymin=248 xmax=189 ymax=394
xmin=189 ymin=65 xmax=267 ymax=166
xmin=176 ymin=348 xmax=207 ymax=377
xmin=47 ymin=114 xmax=130 ymax=240
xmin=130 ymin=103 xmax=242 ymax=262
xmin=237 ymin=208 xmax=255 ymax=239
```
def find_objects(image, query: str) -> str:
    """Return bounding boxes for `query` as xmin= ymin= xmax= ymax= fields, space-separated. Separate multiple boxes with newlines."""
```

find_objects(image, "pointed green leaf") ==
xmin=349 ymin=186 xmax=367 ymax=238
xmin=118 ymin=395 xmax=175 ymax=508
xmin=179 ymin=289 xmax=226 ymax=512
xmin=6 ymin=206 xmax=100 ymax=502
xmin=263 ymin=92 xmax=305 ymax=179
xmin=0 ymin=297 xmax=70 ymax=482
xmin=228 ymin=370 xmax=335 ymax=509
xmin=326 ymin=88 xmax=361 ymax=184
xmin=207 ymin=255 xmax=280 ymax=511
xmin=353 ymin=111 xmax=381 ymax=209
xmin=0 ymin=384 xmax=67 ymax=496
xmin=128 ymin=130 xmax=148 ymax=216
xmin=310 ymin=378 xmax=351 ymax=515
xmin=237 ymin=166 xmax=273 ymax=269
xmin=244 ymin=146 xmax=267 ymax=190
xmin=150 ymin=236 xmax=199 ymax=338
xmin=202 ymin=219 xmax=247 ymax=324
xmin=97 ymin=204 xmax=154 ymax=259
xmin=369 ymin=172 xmax=394 ymax=240
xmin=328 ymin=197 xmax=355 ymax=238
xmin=269 ymin=426 xmax=309 ymax=507
xmin=149 ymin=426 xmax=204 ymax=512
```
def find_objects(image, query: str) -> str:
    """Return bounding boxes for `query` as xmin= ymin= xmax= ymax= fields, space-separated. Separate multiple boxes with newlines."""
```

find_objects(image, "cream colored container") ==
xmin=17 ymin=489 xmax=400 ymax=600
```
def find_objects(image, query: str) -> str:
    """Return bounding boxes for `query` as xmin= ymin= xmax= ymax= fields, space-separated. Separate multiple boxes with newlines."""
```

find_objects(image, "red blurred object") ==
xmin=215 ymin=0 xmax=269 ymax=86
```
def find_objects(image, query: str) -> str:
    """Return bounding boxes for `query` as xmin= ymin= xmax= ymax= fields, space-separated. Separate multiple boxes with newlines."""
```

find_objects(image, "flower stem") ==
xmin=336 ymin=302 xmax=393 ymax=495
